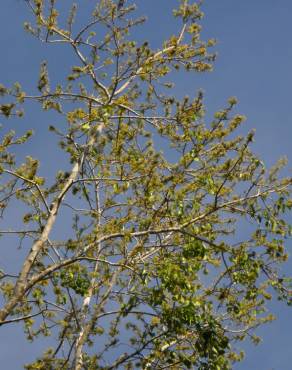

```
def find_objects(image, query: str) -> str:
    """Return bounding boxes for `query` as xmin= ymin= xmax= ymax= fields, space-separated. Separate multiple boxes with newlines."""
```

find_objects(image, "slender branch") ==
xmin=23 ymin=92 xmax=102 ymax=105
xmin=0 ymin=308 xmax=48 ymax=326
xmin=4 ymin=169 xmax=50 ymax=214
xmin=0 ymin=230 xmax=39 ymax=235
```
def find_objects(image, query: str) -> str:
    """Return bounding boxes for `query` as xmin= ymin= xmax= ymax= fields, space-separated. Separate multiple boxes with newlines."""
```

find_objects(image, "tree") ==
xmin=0 ymin=0 xmax=291 ymax=369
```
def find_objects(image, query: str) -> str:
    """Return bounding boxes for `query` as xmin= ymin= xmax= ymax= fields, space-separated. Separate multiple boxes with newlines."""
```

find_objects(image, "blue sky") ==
xmin=0 ymin=0 xmax=292 ymax=368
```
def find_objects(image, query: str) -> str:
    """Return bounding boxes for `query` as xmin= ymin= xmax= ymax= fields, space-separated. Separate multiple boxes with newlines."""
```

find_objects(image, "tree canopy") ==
xmin=0 ymin=1 xmax=291 ymax=369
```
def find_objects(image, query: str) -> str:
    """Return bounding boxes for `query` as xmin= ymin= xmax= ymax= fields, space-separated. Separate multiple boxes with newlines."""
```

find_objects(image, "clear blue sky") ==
xmin=0 ymin=1 xmax=292 ymax=368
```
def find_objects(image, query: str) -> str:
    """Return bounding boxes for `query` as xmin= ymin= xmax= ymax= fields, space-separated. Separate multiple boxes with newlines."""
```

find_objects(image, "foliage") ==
xmin=0 ymin=0 xmax=291 ymax=369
